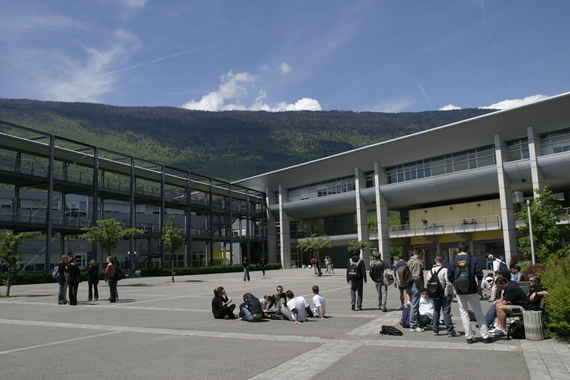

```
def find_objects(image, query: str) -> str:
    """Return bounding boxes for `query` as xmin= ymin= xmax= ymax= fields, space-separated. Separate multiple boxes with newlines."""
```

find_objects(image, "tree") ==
xmin=81 ymin=219 xmax=144 ymax=259
xmin=348 ymin=239 xmax=371 ymax=256
xmin=297 ymin=234 xmax=331 ymax=275
xmin=518 ymin=186 xmax=570 ymax=263
xmin=0 ymin=231 xmax=36 ymax=296
xmin=162 ymin=216 xmax=185 ymax=283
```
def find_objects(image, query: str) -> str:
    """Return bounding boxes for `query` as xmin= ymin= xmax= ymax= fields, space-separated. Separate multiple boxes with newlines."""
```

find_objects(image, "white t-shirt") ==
xmin=312 ymin=294 xmax=326 ymax=317
xmin=419 ymin=297 xmax=434 ymax=320
xmin=287 ymin=297 xmax=309 ymax=322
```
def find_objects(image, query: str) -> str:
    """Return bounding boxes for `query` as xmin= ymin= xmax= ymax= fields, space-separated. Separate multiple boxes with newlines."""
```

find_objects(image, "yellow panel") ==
xmin=472 ymin=230 xmax=504 ymax=240
xmin=438 ymin=235 xmax=463 ymax=243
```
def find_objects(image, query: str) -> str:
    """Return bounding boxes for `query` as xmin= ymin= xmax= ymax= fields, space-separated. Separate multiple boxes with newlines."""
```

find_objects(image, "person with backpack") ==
xmin=407 ymin=246 xmax=425 ymax=332
xmin=448 ymin=242 xmax=493 ymax=344
xmin=346 ymin=250 xmax=367 ymax=311
xmin=393 ymin=254 xmax=409 ymax=309
xmin=426 ymin=255 xmax=460 ymax=337
xmin=370 ymin=252 xmax=388 ymax=312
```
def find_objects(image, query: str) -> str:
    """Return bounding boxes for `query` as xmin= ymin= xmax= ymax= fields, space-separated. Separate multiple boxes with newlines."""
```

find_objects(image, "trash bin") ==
xmin=523 ymin=310 xmax=544 ymax=341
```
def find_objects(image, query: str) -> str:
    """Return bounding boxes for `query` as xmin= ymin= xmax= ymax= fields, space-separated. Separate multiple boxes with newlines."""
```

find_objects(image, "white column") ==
xmin=527 ymin=126 xmax=545 ymax=197
xmin=355 ymin=167 xmax=369 ymax=267
xmin=265 ymin=188 xmax=278 ymax=264
xmin=374 ymin=163 xmax=390 ymax=262
xmin=278 ymin=185 xmax=291 ymax=269
xmin=494 ymin=134 xmax=517 ymax=265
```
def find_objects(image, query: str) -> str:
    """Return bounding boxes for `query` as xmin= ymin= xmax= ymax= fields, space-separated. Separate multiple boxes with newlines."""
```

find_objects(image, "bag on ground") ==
xmin=507 ymin=320 xmax=526 ymax=339
xmin=380 ymin=325 xmax=403 ymax=336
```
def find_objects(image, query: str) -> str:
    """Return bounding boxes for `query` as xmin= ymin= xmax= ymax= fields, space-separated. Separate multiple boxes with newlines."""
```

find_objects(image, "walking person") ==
xmin=448 ymin=242 xmax=492 ymax=344
xmin=87 ymin=260 xmax=99 ymax=301
xmin=105 ymin=256 xmax=117 ymax=303
xmin=370 ymin=252 xmax=388 ymax=312
xmin=243 ymin=256 xmax=250 ymax=281
xmin=346 ymin=250 xmax=367 ymax=311
xmin=260 ymin=257 xmax=267 ymax=276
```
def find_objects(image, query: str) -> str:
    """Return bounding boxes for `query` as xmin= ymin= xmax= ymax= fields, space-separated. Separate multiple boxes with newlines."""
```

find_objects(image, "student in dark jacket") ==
xmin=65 ymin=257 xmax=81 ymax=306
xmin=346 ymin=250 xmax=367 ymax=311
xmin=448 ymin=241 xmax=492 ymax=344
xmin=212 ymin=286 xmax=236 ymax=319
xmin=239 ymin=292 xmax=262 ymax=322
xmin=87 ymin=260 xmax=99 ymax=301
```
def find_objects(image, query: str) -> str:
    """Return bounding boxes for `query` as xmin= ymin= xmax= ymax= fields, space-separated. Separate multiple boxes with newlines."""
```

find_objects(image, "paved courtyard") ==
xmin=1 ymin=268 xmax=569 ymax=380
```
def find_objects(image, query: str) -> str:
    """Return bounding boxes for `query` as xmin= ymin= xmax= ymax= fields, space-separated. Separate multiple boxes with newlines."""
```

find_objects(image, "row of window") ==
xmin=282 ymin=127 xmax=570 ymax=201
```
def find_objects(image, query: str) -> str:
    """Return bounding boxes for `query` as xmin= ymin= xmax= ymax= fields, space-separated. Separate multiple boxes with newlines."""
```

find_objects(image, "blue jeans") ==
xmin=108 ymin=277 xmax=116 ymax=302
xmin=58 ymin=281 xmax=65 ymax=304
xmin=485 ymin=303 xmax=497 ymax=327
xmin=239 ymin=306 xmax=261 ymax=322
xmin=433 ymin=295 xmax=456 ymax=334
xmin=243 ymin=268 xmax=250 ymax=281
xmin=407 ymin=284 xmax=421 ymax=329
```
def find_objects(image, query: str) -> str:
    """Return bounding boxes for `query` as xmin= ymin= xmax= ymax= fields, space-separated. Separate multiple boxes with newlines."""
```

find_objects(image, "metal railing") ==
xmin=389 ymin=215 xmax=502 ymax=238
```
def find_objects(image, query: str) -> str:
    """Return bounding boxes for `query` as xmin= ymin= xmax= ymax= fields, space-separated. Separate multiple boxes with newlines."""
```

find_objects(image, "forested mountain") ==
xmin=0 ymin=99 xmax=494 ymax=181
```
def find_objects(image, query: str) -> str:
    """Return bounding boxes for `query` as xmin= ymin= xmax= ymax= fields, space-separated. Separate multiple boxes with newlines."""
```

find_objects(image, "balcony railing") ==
xmin=389 ymin=215 xmax=502 ymax=238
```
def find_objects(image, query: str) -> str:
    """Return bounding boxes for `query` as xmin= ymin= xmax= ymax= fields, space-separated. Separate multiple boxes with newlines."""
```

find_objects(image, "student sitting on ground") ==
xmin=312 ymin=285 xmax=327 ymax=320
xmin=281 ymin=290 xmax=313 ymax=324
xmin=211 ymin=286 xmax=237 ymax=319
xmin=239 ymin=293 xmax=263 ymax=322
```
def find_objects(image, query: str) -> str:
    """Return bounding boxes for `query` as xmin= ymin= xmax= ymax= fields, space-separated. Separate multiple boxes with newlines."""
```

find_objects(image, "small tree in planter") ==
xmin=162 ymin=216 xmax=185 ymax=282
xmin=0 ymin=231 xmax=36 ymax=296
xmin=297 ymin=234 xmax=331 ymax=275
xmin=348 ymin=240 xmax=370 ymax=257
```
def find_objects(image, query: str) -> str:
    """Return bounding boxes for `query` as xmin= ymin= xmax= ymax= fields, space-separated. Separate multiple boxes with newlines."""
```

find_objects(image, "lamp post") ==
xmin=512 ymin=191 xmax=536 ymax=265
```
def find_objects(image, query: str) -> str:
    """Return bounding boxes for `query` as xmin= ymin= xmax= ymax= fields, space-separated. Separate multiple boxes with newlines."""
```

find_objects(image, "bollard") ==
xmin=523 ymin=310 xmax=544 ymax=341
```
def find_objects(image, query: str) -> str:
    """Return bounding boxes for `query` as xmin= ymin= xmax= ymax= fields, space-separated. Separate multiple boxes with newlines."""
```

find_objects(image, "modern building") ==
xmin=233 ymin=91 xmax=570 ymax=270
xmin=0 ymin=122 xmax=266 ymax=273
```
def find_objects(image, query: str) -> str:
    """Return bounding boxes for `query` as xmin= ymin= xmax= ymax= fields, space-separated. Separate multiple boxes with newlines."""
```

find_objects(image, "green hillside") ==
xmin=0 ymin=99 xmax=494 ymax=181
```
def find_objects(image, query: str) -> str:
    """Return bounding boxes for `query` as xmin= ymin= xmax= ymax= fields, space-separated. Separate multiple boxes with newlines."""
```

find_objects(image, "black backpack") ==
xmin=380 ymin=325 xmax=403 ymax=336
xmin=427 ymin=267 xmax=444 ymax=300
xmin=453 ymin=255 xmax=472 ymax=294
xmin=347 ymin=258 xmax=362 ymax=280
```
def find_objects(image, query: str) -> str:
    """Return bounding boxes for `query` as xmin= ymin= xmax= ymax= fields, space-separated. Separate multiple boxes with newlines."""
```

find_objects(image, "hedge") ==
xmin=537 ymin=257 xmax=570 ymax=339
xmin=140 ymin=263 xmax=282 ymax=277
xmin=1 ymin=263 xmax=282 ymax=286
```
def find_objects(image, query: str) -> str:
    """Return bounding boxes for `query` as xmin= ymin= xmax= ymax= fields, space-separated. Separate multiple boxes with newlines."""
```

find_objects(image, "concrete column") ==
xmin=278 ymin=185 xmax=291 ymax=269
xmin=355 ymin=167 xmax=369 ymax=267
xmin=265 ymin=188 xmax=278 ymax=264
xmin=374 ymin=163 xmax=390 ymax=262
xmin=527 ymin=126 xmax=545 ymax=197
xmin=494 ymin=134 xmax=517 ymax=265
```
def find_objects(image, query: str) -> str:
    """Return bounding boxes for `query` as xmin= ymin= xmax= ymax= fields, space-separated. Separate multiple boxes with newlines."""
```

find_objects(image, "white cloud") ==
xmin=440 ymin=104 xmax=462 ymax=111
xmin=42 ymin=29 xmax=142 ymax=102
xmin=182 ymin=70 xmax=321 ymax=112
xmin=279 ymin=62 xmax=292 ymax=74
xmin=480 ymin=94 xmax=549 ymax=110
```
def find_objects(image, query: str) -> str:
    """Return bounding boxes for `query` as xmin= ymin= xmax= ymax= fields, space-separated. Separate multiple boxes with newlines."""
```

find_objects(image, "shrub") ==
xmin=537 ymin=257 xmax=570 ymax=339
xmin=140 ymin=263 xmax=281 ymax=277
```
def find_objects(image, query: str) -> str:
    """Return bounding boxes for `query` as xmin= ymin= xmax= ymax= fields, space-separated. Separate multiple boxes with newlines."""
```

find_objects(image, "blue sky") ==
xmin=1 ymin=0 xmax=568 ymax=112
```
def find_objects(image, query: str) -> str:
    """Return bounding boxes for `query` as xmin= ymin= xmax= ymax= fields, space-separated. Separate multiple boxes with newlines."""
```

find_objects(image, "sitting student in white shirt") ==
xmin=281 ymin=290 xmax=314 ymax=324
xmin=311 ymin=285 xmax=327 ymax=320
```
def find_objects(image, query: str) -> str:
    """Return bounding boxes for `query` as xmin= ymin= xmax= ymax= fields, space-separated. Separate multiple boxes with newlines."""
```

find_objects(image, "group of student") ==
xmin=211 ymin=284 xmax=327 ymax=324
xmin=54 ymin=255 xmax=123 ymax=305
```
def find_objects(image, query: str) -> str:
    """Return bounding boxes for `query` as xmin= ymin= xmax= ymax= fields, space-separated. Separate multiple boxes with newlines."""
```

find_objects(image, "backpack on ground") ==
xmin=426 ymin=267 xmax=444 ymax=300
xmin=52 ymin=265 xmax=60 ymax=279
xmin=347 ymin=258 xmax=362 ymax=280
xmin=380 ymin=325 xmax=403 ymax=336
xmin=507 ymin=320 xmax=526 ymax=339
xmin=401 ymin=307 xmax=411 ymax=328
xmin=383 ymin=265 xmax=394 ymax=286
xmin=397 ymin=264 xmax=414 ymax=288
xmin=453 ymin=255 xmax=472 ymax=294
xmin=499 ymin=260 xmax=508 ymax=272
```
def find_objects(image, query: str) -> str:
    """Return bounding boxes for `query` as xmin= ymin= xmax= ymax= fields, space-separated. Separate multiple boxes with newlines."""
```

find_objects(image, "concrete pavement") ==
xmin=1 ymin=268 xmax=569 ymax=380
